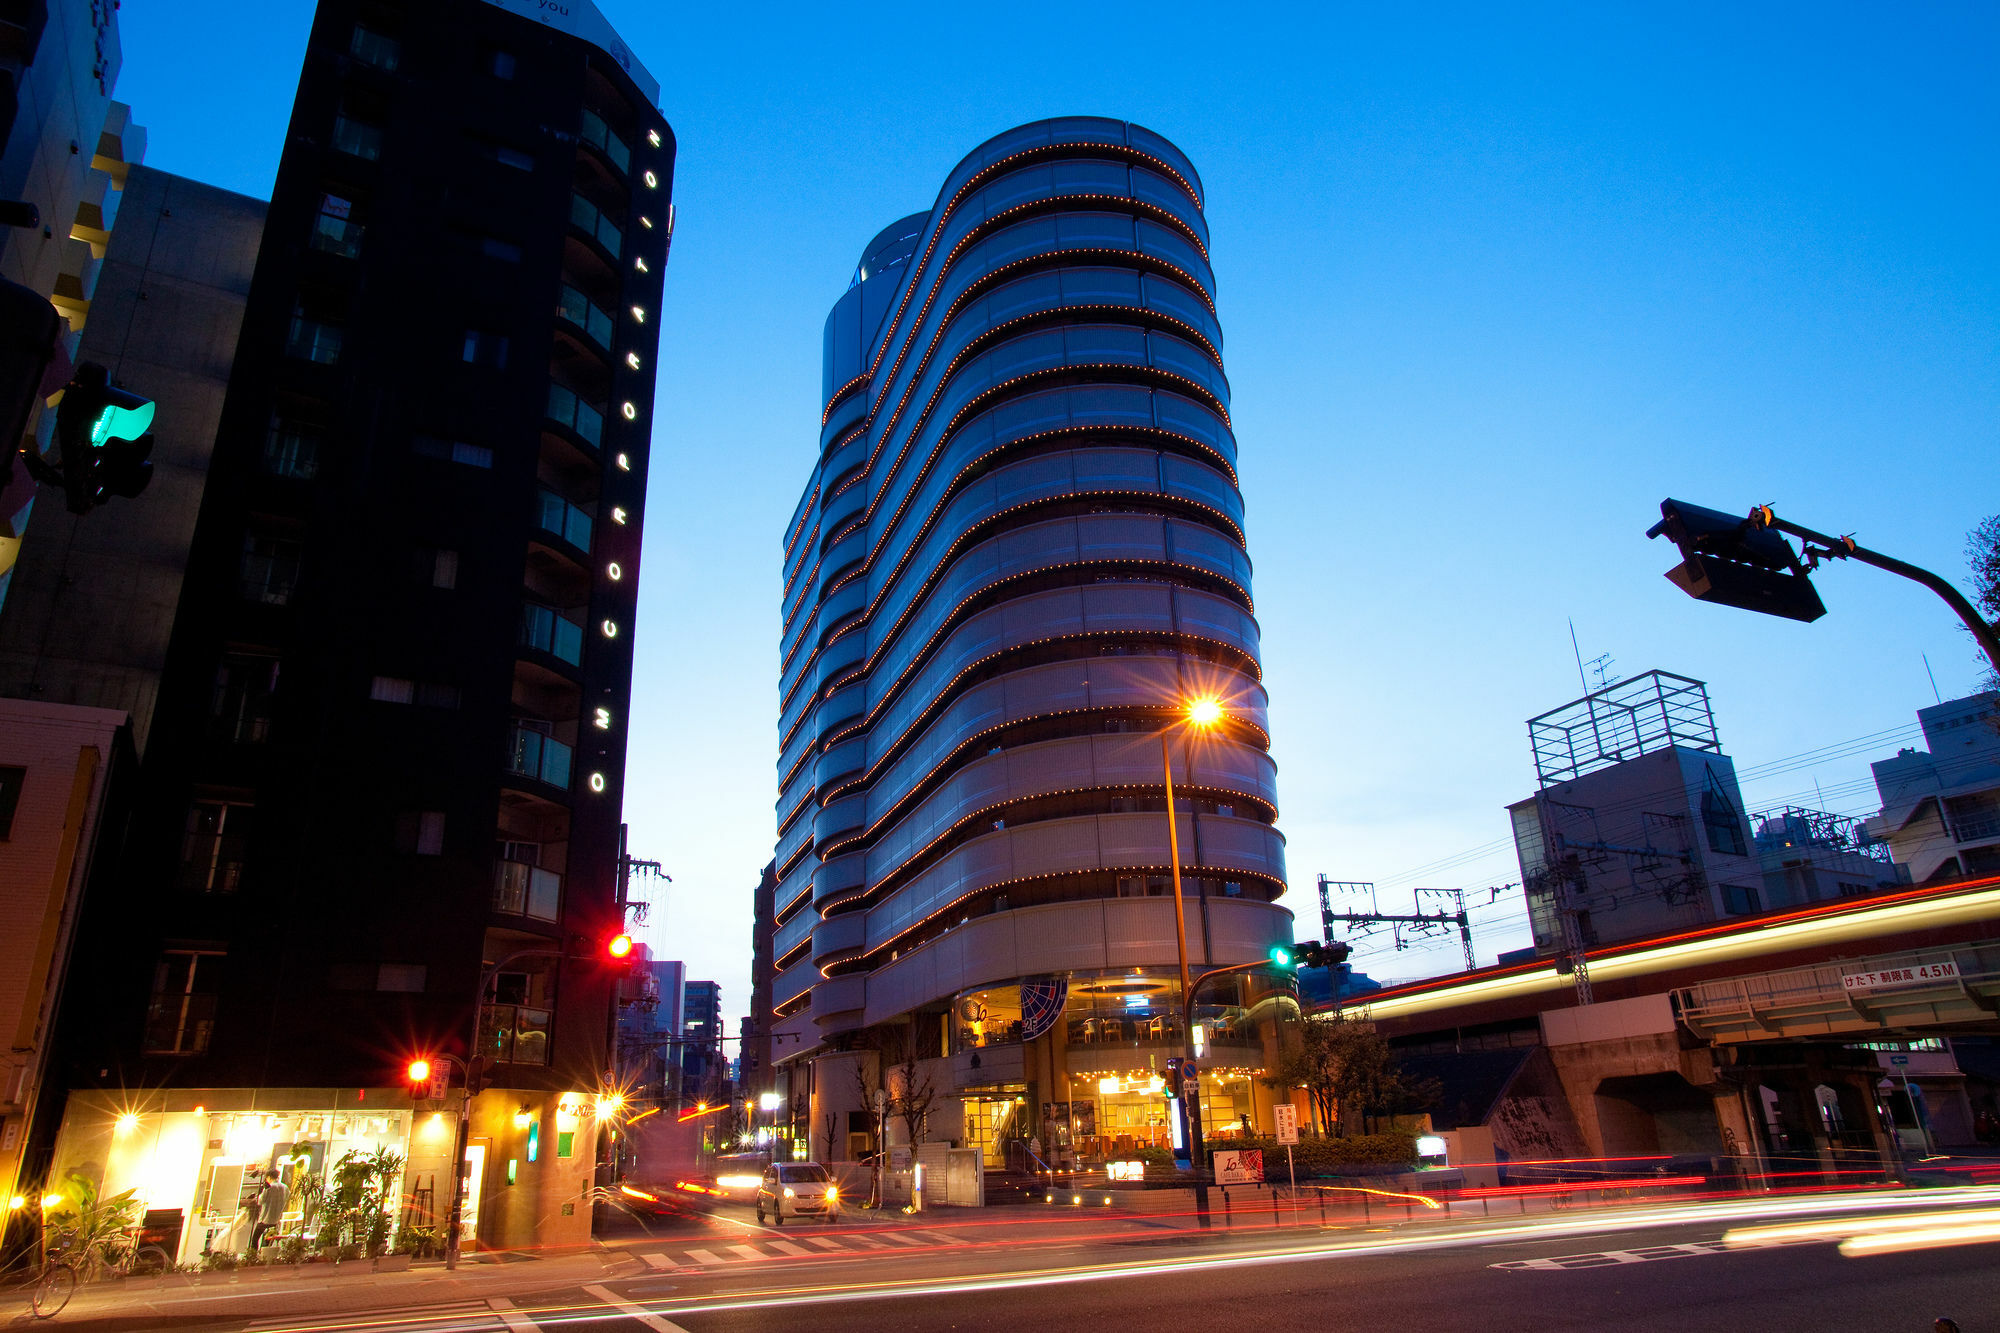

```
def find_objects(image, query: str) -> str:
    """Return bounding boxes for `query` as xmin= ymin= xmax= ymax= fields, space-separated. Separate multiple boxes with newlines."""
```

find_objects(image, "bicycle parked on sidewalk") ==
xmin=17 ymin=1225 xmax=173 ymax=1319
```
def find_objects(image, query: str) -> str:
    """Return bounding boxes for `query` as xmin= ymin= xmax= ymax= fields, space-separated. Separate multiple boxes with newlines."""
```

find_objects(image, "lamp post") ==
xmin=1162 ymin=695 xmax=1224 ymax=1216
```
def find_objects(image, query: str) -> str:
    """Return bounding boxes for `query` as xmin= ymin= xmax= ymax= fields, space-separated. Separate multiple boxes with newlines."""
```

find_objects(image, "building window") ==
xmin=370 ymin=676 xmax=457 ymax=708
xmin=331 ymin=112 xmax=382 ymax=161
xmin=520 ymin=602 xmax=584 ymax=665
xmin=416 ymin=682 xmax=460 ymax=709
xmin=474 ymin=137 xmax=532 ymax=172
xmin=412 ymin=435 xmax=494 ymax=469
xmin=476 ymin=235 xmax=522 ymax=263
xmin=494 ymin=844 xmax=562 ymax=921
xmin=416 ymin=547 xmax=458 ymax=589
xmin=555 ymin=286 xmax=614 ymax=349
xmin=568 ymin=194 xmax=621 ymax=257
xmin=286 ymin=308 xmax=342 ymax=364
xmin=370 ymin=675 xmax=414 ymax=704
xmin=377 ymin=963 xmax=426 ymax=992
xmin=461 ymin=330 xmax=509 ymax=368
xmin=265 ymin=417 xmax=322 ymax=479
xmin=488 ymin=49 xmax=516 ymax=79
xmin=1702 ymin=774 xmax=1748 ymax=857
xmin=240 ymin=534 xmax=302 ymax=605
xmin=212 ymin=654 xmax=279 ymax=743
xmin=309 ymin=193 xmax=364 ymax=259
xmin=396 ymin=810 xmax=445 ymax=856
xmin=349 ymin=24 xmax=399 ymax=70
xmin=535 ymin=488 xmax=594 ymax=551
xmin=0 ymin=766 xmax=25 ymax=840
xmin=546 ymin=384 xmax=604 ymax=446
xmin=578 ymin=109 xmax=630 ymax=173
xmin=144 ymin=950 xmax=221 ymax=1054
xmin=1721 ymin=882 xmax=1762 ymax=915
xmin=178 ymin=800 xmax=252 ymax=893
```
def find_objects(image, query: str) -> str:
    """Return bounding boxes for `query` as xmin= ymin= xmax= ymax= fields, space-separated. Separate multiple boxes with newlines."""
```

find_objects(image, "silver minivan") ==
xmin=755 ymin=1161 xmax=840 ymax=1225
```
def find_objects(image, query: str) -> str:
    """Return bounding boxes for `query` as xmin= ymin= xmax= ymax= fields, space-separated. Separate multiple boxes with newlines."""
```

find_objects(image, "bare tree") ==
xmin=853 ymin=1053 xmax=885 ymax=1206
xmin=1261 ymin=1012 xmax=1440 ymax=1136
xmin=1968 ymin=514 xmax=2000 ymax=692
xmin=891 ymin=1042 xmax=939 ymax=1148
xmin=820 ymin=1107 xmax=838 ymax=1163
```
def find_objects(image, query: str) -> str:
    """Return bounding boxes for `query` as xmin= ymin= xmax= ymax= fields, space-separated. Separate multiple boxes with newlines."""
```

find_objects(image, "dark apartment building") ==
xmin=46 ymin=0 xmax=674 ymax=1257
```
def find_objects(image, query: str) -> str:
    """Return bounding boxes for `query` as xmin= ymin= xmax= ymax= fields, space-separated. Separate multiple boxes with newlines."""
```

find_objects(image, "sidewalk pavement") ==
xmin=23 ymin=1179 xmax=1822 ymax=1329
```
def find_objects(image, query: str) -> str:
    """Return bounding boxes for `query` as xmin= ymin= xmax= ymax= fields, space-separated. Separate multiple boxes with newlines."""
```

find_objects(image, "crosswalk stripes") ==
xmin=1491 ymin=1237 xmax=1812 ymax=1272
xmin=633 ymin=1227 xmax=973 ymax=1272
xmin=246 ymin=1300 xmax=501 ymax=1332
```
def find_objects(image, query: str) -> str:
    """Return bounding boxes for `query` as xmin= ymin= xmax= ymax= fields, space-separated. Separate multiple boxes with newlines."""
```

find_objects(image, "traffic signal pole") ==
xmin=1752 ymin=508 xmax=2000 ymax=677
xmin=445 ymin=946 xmax=559 ymax=1269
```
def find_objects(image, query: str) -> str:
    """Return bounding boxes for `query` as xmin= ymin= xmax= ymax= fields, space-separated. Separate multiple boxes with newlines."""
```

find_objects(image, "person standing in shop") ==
xmin=251 ymin=1169 xmax=287 ymax=1250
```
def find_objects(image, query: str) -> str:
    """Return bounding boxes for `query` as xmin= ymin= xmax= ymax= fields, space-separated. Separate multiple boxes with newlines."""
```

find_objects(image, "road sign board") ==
xmin=1273 ymin=1103 xmax=1299 ymax=1145
xmin=1841 ymin=960 xmax=1958 ymax=992
xmin=1213 ymin=1149 xmax=1264 ymax=1185
xmin=427 ymin=1071 xmax=452 ymax=1102
xmin=1890 ymin=1054 xmax=1910 ymax=1066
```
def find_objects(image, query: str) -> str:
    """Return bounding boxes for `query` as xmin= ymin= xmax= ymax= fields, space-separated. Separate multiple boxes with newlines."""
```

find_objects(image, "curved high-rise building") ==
xmin=775 ymin=118 xmax=1294 ymax=1166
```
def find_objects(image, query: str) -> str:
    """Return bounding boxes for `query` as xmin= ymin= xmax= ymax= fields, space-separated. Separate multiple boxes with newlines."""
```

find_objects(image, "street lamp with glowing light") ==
xmin=1187 ymin=696 xmax=1224 ymax=728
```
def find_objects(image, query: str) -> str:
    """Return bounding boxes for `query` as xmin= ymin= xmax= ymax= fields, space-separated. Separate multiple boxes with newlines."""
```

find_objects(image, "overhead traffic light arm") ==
xmin=1750 ymin=507 xmax=2000 ymax=677
xmin=1650 ymin=499 xmax=2000 ymax=677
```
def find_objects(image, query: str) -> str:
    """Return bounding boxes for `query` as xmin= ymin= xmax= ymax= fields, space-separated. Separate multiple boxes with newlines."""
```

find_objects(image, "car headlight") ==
xmin=825 ymin=1186 xmax=838 ymax=1200
xmin=782 ymin=1187 xmax=795 ymax=1198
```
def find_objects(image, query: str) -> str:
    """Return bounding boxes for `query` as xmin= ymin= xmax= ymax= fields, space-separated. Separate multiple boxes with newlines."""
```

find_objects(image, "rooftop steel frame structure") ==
xmin=1529 ymin=669 xmax=1721 ymax=788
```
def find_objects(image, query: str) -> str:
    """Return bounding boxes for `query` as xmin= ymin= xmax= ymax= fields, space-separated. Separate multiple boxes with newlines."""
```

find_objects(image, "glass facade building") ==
xmin=773 ymin=119 xmax=1296 ymax=1168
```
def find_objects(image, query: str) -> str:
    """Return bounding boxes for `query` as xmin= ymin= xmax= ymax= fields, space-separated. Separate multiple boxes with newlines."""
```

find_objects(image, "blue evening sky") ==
xmin=118 ymin=3 xmax=1999 ymax=1009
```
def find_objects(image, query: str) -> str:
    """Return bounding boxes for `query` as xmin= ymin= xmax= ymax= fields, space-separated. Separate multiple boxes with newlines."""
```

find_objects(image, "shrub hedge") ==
xmin=1217 ymin=1131 xmax=1419 ymax=1175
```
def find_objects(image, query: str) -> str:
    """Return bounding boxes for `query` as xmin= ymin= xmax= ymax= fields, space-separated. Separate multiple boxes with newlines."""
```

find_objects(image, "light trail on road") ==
xmin=445 ymin=1183 xmax=2000 ymax=1330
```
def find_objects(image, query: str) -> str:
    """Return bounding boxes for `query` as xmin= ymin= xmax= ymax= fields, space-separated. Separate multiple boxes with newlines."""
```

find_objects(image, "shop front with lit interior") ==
xmin=46 ymin=1086 xmax=620 ymax=1263
xmin=953 ymin=965 xmax=1301 ymax=1170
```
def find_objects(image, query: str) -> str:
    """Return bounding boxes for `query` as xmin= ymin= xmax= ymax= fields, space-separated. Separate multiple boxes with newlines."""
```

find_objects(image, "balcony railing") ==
xmin=579 ymin=109 xmax=630 ymax=172
xmin=1956 ymin=813 xmax=2000 ymax=843
xmin=506 ymin=725 xmax=572 ymax=790
xmin=546 ymin=383 xmax=605 ymax=447
xmin=535 ymin=488 xmax=593 ymax=552
xmin=478 ymin=1003 xmax=551 ymax=1066
xmin=519 ymin=602 xmax=583 ymax=666
xmin=557 ymin=284 xmax=615 ymax=349
xmin=493 ymin=858 xmax=562 ymax=921
xmin=569 ymin=193 xmax=622 ymax=257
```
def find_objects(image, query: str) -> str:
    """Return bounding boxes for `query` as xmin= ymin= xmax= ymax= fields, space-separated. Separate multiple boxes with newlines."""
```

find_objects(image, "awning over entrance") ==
xmin=1676 ymin=939 xmax=2000 ymax=1043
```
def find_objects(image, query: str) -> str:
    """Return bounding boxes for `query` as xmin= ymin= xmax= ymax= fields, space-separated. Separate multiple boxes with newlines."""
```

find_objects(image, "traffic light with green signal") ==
xmin=1271 ymin=940 xmax=1353 ymax=970
xmin=54 ymin=361 xmax=155 ymax=514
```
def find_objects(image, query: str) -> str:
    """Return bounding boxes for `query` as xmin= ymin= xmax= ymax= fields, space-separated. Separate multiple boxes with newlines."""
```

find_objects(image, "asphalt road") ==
xmin=33 ymin=1192 xmax=2000 ymax=1332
